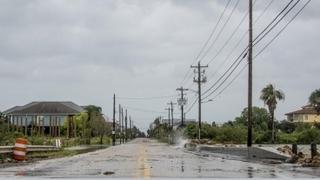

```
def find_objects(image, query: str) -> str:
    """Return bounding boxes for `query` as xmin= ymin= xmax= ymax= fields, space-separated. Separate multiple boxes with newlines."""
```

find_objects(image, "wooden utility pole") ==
xmin=125 ymin=109 xmax=128 ymax=142
xmin=129 ymin=116 xmax=132 ymax=139
xmin=165 ymin=107 xmax=171 ymax=127
xmin=119 ymin=104 xmax=122 ymax=144
xmin=176 ymin=87 xmax=188 ymax=127
xmin=121 ymin=107 xmax=124 ymax=143
xmin=247 ymin=0 xmax=253 ymax=147
xmin=112 ymin=94 xmax=116 ymax=146
xmin=167 ymin=102 xmax=176 ymax=129
xmin=191 ymin=61 xmax=208 ymax=140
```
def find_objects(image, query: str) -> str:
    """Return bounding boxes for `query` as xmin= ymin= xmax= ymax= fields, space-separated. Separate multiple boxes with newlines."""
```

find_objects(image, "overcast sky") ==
xmin=0 ymin=0 xmax=319 ymax=132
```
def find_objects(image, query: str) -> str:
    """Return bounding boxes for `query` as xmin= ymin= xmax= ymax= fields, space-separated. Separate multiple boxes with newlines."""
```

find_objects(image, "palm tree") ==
xmin=309 ymin=89 xmax=320 ymax=115
xmin=260 ymin=84 xmax=285 ymax=144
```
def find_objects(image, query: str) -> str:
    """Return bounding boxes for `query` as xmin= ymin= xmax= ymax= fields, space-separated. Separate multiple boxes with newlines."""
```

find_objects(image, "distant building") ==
xmin=285 ymin=104 xmax=320 ymax=123
xmin=3 ymin=101 xmax=84 ymax=137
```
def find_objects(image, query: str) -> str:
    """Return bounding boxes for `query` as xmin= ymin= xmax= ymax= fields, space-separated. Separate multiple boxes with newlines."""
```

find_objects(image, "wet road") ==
xmin=0 ymin=138 xmax=317 ymax=178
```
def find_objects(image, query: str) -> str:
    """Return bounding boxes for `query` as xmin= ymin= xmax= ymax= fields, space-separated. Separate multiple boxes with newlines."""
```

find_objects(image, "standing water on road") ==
xmin=0 ymin=138 xmax=318 ymax=178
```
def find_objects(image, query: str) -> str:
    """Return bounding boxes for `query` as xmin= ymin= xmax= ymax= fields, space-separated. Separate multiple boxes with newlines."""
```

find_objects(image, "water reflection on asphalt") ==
xmin=0 ymin=138 xmax=318 ymax=178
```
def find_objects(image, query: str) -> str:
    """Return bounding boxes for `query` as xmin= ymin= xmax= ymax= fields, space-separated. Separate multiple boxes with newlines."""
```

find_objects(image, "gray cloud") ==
xmin=0 ymin=0 xmax=319 ymax=132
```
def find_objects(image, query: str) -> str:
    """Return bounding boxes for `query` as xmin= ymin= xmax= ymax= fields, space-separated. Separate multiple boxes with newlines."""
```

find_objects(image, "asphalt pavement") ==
xmin=0 ymin=138 xmax=318 ymax=178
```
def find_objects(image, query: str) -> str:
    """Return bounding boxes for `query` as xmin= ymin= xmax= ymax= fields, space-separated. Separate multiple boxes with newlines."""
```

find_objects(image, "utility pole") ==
xmin=125 ymin=109 xmax=128 ymax=142
xmin=191 ymin=61 xmax=208 ymax=140
xmin=112 ymin=94 xmax=116 ymax=146
xmin=176 ymin=87 xmax=188 ymax=127
xmin=121 ymin=107 xmax=124 ymax=143
xmin=247 ymin=0 xmax=253 ymax=147
xmin=129 ymin=116 xmax=132 ymax=139
xmin=167 ymin=102 xmax=176 ymax=129
xmin=119 ymin=104 xmax=122 ymax=144
xmin=165 ymin=107 xmax=171 ymax=127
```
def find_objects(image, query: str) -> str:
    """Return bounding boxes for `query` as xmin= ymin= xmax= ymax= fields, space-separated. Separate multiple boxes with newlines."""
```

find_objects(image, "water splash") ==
xmin=172 ymin=130 xmax=189 ymax=149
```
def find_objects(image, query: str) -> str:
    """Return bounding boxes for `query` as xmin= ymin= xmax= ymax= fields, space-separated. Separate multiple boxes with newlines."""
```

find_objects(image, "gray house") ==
xmin=3 ymin=101 xmax=84 ymax=137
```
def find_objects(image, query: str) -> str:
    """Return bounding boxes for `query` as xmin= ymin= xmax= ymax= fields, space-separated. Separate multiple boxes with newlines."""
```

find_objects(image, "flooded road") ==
xmin=0 ymin=138 xmax=317 ymax=178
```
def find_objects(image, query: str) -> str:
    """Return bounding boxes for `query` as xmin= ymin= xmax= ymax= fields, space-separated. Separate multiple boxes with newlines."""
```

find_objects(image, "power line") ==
xmin=185 ymin=97 xmax=198 ymax=114
xmin=206 ymin=6 xmax=248 ymax=65
xmin=180 ymin=0 xmax=232 ymax=86
xmin=205 ymin=0 xmax=260 ymax=65
xmin=195 ymin=0 xmax=232 ymax=62
xmin=254 ymin=0 xmax=312 ymax=58
xmin=253 ymin=0 xmax=300 ymax=47
xmin=254 ymin=0 xmax=275 ymax=24
xmin=123 ymin=105 xmax=180 ymax=115
xmin=117 ymin=95 xmax=177 ymax=100
xmin=201 ymin=0 xmax=311 ymax=102
xmin=254 ymin=0 xmax=295 ymax=44
xmin=201 ymin=52 xmax=247 ymax=100
xmin=123 ymin=106 xmax=167 ymax=114
xmin=204 ymin=0 xmax=275 ymax=85
xmin=202 ymin=0 xmax=300 ymax=98
xmin=208 ymin=65 xmax=247 ymax=101
xmin=198 ymin=0 xmax=241 ymax=63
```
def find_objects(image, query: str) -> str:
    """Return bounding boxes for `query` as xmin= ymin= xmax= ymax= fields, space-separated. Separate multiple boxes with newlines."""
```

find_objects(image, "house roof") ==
xmin=3 ymin=101 xmax=84 ymax=115
xmin=285 ymin=104 xmax=318 ymax=115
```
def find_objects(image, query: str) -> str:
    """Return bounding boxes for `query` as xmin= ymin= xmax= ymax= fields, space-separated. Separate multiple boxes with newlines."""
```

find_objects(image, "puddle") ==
xmin=14 ymin=169 xmax=102 ymax=177
xmin=103 ymin=171 xmax=115 ymax=175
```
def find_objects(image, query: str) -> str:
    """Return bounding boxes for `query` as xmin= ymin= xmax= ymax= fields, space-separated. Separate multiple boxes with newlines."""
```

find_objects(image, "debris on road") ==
xmin=276 ymin=145 xmax=293 ymax=156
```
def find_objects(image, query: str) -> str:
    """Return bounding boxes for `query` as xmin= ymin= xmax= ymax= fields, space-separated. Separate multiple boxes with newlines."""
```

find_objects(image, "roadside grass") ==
xmin=27 ymin=149 xmax=78 ymax=159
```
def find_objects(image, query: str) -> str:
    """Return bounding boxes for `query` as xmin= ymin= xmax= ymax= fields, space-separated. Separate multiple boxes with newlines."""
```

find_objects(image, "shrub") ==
xmin=296 ymin=129 xmax=320 ymax=144
xmin=215 ymin=126 xmax=246 ymax=144
xmin=254 ymin=131 xmax=272 ymax=144
xmin=277 ymin=132 xmax=298 ymax=144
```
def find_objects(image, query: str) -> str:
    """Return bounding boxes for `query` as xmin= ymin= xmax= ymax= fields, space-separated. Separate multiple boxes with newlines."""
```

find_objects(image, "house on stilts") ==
xmin=3 ymin=101 xmax=84 ymax=137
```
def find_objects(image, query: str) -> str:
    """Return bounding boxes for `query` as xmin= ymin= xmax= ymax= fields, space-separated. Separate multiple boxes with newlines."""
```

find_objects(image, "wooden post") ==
xmin=74 ymin=116 xmax=77 ymax=138
xmin=58 ymin=117 xmax=61 ymax=137
xmin=24 ymin=115 xmax=27 ymax=135
xmin=311 ymin=143 xmax=317 ymax=159
xmin=292 ymin=144 xmax=297 ymax=155
xmin=42 ymin=118 xmax=44 ymax=136
xmin=50 ymin=116 xmax=52 ymax=137
xmin=55 ymin=117 xmax=58 ymax=137
xmin=15 ymin=116 xmax=17 ymax=131
xmin=31 ymin=116 xmax=34 ymax=136
xmin=7 ymin=115 xmax=10 ymax=133
xmin=19 ymin=116 xmax=22 ymax=132
xmin=13 ymin=116 xmax=15 ymax=131
xmin=37 ymin=116 xmax=40 ymax=136
xmin=67 ymin=116 xmax=70 ymax=138
xmin=53 ymin=117 xmax=56 ymax=137
xmin=53 ymin=116 xmax=55 ymax=137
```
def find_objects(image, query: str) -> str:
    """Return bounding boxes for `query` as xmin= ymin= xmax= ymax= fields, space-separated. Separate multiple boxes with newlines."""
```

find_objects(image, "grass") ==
xmin=27 ymin=150 xmax=79 ymax=159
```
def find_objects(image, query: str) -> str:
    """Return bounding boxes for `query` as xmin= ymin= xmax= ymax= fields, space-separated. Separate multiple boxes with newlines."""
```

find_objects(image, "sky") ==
xmin=0 ymin=0 xmax=319 ymax=133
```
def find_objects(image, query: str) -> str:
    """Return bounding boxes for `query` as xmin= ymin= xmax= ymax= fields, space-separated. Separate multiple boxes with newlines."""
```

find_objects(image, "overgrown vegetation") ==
xmin=148 ymin=88 xmax=320 ymax=145
xmin=147 ymin=106 xmax=320 ymax=144
xmin=147 ymin=118 xmax=174 ymax=144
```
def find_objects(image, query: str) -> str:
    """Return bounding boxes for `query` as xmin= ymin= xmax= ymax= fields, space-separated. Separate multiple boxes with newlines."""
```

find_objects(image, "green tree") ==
xmin=260 ymin=84 xmax=285 ymax=144
xmin=84 ymin=105 xmax=102 ymax=144
xmin=277 ymin=120 xmax=296 ymax=133
xmin=309 ymin=89 xmax=320 ymax=115
xmin=91 ymin=114 xmax=111 ymax=144
xmin=234 ymin=106 xmax=269 ymax=131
